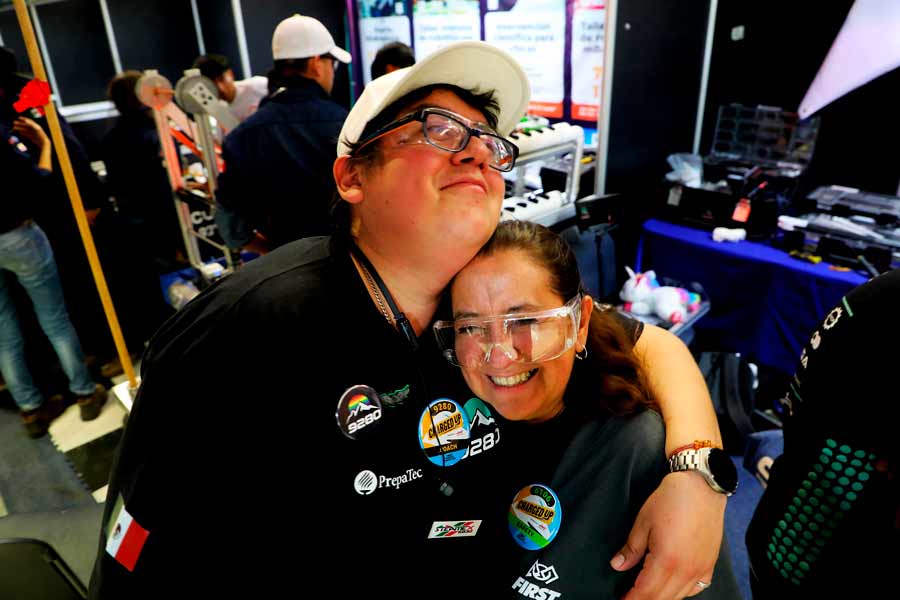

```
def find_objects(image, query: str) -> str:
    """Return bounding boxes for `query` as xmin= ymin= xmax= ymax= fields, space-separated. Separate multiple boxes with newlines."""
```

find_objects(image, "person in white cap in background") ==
xmin=90 ymin=41 xmax=726 ymax=599
xmin=215 ymin=14 xmax=351 ymax=254
xmin=191 ymin=54 xmax=268 ymax=123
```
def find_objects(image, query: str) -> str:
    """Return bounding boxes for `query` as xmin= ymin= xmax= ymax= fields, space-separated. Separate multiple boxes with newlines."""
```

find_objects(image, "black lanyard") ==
xmin=348 ymin=240 xmax=470 ymax=473
xmin=348 ymin=241 xmax=419 ymax=353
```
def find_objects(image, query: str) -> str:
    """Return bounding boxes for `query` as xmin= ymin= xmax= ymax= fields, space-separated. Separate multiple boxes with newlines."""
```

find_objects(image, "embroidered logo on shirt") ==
xmin=822 ymin=306 xmax=842 ymax=330
xmin=353 ymin=470 xmax=378 ymax=495
xmin=427 ymin=520 xmax=482 ymax=538
xmin=512 ymin=559 xmax=563 ymax=600
xmin=379 ymin=384 xmax=410 ymax=407
xmin=353 ymin=468 xmax=423 ymax=495
xmin=809 ymin=330 xmax=822 ymax=350
xmin=526 ymin=560 xmax=559 ymax=584
xmin=105 ymin=495 xmax=149 ymax=572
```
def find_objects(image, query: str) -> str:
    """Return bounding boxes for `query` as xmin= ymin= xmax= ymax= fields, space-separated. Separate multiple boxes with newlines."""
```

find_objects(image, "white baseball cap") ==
xmin=337 ymin=41 xmax=530 ymax=156
xmin=272 ymin=14 xmax=352 ymax=63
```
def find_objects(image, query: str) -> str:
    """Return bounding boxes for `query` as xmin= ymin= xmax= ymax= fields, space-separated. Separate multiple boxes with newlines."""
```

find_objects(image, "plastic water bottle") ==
xmin=167 ymin=278 xmax=200 ymax=310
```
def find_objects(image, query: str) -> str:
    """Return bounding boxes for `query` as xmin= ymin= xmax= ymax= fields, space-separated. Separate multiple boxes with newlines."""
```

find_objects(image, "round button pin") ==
xmin=463 ymin=397 xmax=501 ymax=459
xmin=336 ymin=385 xmax=383 ymax=440
xmin=508 ymin=484 xmax=562 ymax=550
xmin=418 ymin=398 xmax=471 ymax=467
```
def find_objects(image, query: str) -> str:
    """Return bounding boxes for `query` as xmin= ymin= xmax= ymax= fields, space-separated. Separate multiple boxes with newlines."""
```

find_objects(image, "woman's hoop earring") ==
xmin=575 ymin=346 xmax=588 ymax=360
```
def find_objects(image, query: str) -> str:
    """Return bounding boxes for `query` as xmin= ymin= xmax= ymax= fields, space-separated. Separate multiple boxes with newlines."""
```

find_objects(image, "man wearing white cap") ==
xmin=91 ymin=41 xmax=727 ymax=599
xmin=215 ymin=14 xmax=351 ymax=253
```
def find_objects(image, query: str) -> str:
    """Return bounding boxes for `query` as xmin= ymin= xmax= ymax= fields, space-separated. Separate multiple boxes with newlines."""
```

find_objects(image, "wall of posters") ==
xmin=484 ymin=0 xmax=566 ymax=118
xmin=350 ymin=0 xmax=608 ymax=131
xmin=413 ymin=0 xmax=481 ymax=61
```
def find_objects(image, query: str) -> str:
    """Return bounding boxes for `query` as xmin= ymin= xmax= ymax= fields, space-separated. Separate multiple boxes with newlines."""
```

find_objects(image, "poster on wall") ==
xmin=357 ymin=1 xmax=412 ymax=85
xmin=484 ymin=0 xmax=567 ymax=119
xmin=570 ymin=0 xmax=604 ymax=122
xmin=412 ymin=0 xmax=481 ymax=61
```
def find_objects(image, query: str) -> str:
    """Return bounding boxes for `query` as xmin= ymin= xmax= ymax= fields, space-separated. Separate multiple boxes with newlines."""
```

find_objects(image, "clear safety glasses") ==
xmin=434 ymin=295 xmax=583 ymax=369
xmin=353 ymin=107 xmax=520 ymax=172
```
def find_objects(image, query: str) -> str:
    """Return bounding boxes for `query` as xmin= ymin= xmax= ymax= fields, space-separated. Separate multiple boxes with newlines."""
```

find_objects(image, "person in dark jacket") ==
xmin=96 ymin=71 xmax=178 ymax=361
xmin=1 ymin=46 xmax=114 ymax=363
xmin=102 ymin=71 xmax=183 ymax=273
xmin=746 ymin=269 xmax=899 ymax=598
xmin=0 ymin=118 xmax=106 ymax=437
xmin=215 ymin=14 xmax=351 ymax=253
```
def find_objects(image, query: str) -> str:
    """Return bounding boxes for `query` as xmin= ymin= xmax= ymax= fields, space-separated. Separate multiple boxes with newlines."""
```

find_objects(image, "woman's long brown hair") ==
xmin=475 ymin=220 xmax=657 ymax=416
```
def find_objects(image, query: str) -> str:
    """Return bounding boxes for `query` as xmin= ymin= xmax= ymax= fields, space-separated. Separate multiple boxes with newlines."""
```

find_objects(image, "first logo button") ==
xmin=336 ymin=384 xmax=384 ymax=440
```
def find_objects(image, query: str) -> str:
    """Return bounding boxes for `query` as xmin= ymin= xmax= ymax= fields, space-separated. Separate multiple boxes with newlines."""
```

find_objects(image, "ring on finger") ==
xmin=696 ymin=580 xmax=711 ymax=590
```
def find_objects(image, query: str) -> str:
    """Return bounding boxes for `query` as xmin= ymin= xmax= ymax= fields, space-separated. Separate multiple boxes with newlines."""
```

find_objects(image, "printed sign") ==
xmin=358 ymin=0 xmax=412 ymax=85
xmin=485 ymin=0 xmax=566 ymax=118
xmin=570 ymin=1 xmax=605 ymax=121
xmin=413 ymin=0 xmax=481 ymax=61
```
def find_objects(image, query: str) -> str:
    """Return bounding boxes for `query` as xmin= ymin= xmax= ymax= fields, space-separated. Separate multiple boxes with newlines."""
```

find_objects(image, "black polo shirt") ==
xmin=89 ymin=235 xmax=510 ymax=598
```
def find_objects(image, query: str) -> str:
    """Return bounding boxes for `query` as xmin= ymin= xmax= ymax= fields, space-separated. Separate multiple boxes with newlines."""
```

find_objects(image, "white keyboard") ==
xmin=500 ymin=190 xmax=575 ymax=228
xmin=509 ymin=122 xmax=581 ymax=155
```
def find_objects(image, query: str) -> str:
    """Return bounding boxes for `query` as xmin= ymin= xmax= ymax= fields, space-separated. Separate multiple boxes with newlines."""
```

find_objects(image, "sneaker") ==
xmin=20 ymin=395 xmax=70 ymax=439
xmin=77 ymin=384 xmax=108 ymax=421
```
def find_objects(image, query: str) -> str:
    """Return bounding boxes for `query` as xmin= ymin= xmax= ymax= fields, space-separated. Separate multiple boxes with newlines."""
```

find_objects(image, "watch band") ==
xmin=669 ymin=447 xmax=708 ymax=473
xmin=668 ymin=447 xmax=736 ymax=496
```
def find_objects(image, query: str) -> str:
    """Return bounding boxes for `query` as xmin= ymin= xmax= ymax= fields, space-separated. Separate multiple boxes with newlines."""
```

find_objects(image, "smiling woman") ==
xmin=447 ymin=220 xmax=655 ymax=424
xmin=440 ymin=219 xmax=741 ymax=599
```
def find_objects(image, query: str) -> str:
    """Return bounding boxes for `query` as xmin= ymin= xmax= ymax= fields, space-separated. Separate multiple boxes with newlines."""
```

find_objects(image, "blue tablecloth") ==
xmin=636 ymin=219 xmax=867 ymax=374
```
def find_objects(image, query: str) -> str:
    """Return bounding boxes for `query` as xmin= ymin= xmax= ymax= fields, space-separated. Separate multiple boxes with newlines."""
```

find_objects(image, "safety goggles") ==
xmin=353 ymin=107 xmax=520 ymax=172
xmin=434 ymin=295 xmax=583 ymax=369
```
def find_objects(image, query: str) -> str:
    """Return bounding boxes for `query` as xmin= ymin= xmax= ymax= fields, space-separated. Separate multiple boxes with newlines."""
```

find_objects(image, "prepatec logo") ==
xmin=354 ymin=468 xmax=423 ymax=496
xmin=354 ymin=470 xmax=377 ymax=495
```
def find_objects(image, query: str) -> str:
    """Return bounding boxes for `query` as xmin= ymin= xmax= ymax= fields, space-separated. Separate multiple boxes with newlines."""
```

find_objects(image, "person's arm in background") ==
xmin=215 ymin=134 xmax=264 ymax=252
xmin=59 ymin=115 xmax=106 ymax=224
xmin=13 ymin=116 xmax=52 ymax=171
xmin=613 ymin=324 xmax=726 ymax=600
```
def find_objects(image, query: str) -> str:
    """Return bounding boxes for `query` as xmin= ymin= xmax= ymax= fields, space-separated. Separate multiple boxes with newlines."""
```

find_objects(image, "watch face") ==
xmin=707 ymin=448 xmax=738 ymax=494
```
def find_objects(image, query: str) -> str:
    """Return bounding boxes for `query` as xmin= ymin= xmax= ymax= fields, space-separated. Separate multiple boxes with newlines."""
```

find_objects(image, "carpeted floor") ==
xmin=0 ymin=395 xmax=94 ymax=515
xmin=0 ymin=387 xmax=124 ymax=590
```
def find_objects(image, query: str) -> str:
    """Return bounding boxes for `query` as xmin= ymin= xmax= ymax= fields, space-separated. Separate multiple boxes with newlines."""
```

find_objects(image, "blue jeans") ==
xmin=0 ymin=222 xmax=96 ymax=411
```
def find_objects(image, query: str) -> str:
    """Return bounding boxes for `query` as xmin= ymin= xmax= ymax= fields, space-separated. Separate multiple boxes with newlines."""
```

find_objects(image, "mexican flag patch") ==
xmin=105 ymin=495 xmax=149 ymax=572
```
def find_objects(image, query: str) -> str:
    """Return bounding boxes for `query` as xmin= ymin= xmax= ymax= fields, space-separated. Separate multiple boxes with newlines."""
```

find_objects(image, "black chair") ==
xmin=0 ymin=538 xmax=87 ymax=599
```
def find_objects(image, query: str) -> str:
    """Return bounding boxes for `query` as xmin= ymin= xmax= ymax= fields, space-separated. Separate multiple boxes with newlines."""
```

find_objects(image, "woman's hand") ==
xmin=13 ymin=116 xmax=53 ymax=171
xmin=12 ymin=116 xmax=50 ymax=149
xmin=611 ymin=471 xmax=726 ymax=599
